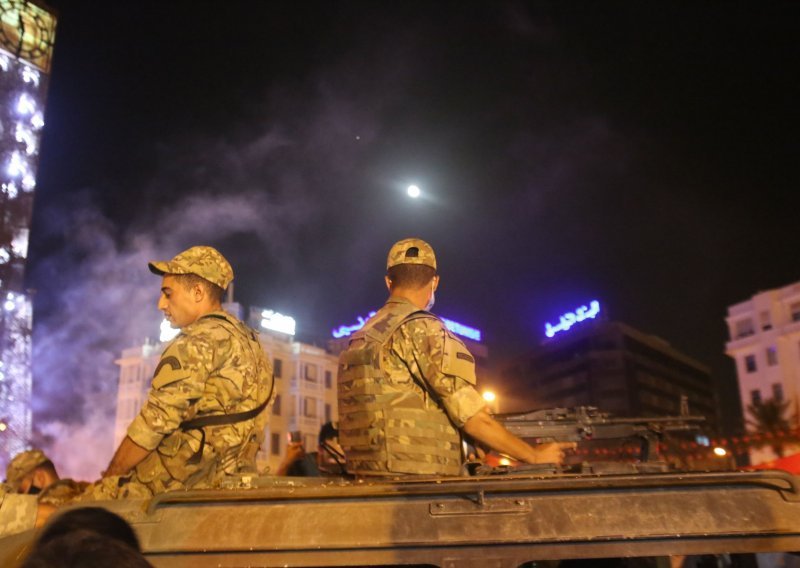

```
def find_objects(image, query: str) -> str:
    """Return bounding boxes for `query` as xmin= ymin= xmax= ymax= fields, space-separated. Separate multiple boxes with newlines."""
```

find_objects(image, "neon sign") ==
xmin=332 ymin=311 xmax=482 ymax=342
xmin=261 ymin=309 xmax=296 ymax=336
xmin=544 ymin=300 xmax=600 ymax=338
xmin=332 ymin=312 xmax=376 ymax=338
xmin=441 ymin=317 xmax=482 ymax=341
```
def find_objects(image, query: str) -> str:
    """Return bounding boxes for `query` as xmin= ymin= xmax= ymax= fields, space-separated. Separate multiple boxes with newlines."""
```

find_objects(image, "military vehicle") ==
xmin=2 ymin=409 xmax=799 ymax=567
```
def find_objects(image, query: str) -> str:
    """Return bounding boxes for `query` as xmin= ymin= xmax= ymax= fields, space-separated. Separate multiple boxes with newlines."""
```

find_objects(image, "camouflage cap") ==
xmin=5 ymin=449 xmax=49 ymax=490
xmin=386 ymin=238 xmax=437 ymax=270
xmin=148 ymin=246 xmax=234 ymax=289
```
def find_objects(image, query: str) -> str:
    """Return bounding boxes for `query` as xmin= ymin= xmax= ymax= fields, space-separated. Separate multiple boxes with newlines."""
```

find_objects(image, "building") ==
xmin=0 ymin=0 xmax=57 ymax=470
xmin=113 ymin=303 xmax=339 ymax=474
xmin=504 ymin=318 xmax=718 ymax=431
xmin=725 ymin=280 xmax=800 ymax=464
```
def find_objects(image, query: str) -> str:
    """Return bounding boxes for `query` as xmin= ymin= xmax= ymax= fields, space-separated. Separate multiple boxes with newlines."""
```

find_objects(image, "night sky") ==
xmin=24 ymin=2 xmax=800 ymax=478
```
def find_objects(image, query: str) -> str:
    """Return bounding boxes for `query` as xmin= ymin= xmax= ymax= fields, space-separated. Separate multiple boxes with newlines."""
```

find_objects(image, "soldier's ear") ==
xmin=193 ymin=283 xmax=206 ymax=302
xmin=384 ymin=275 xmax=392 ymax=292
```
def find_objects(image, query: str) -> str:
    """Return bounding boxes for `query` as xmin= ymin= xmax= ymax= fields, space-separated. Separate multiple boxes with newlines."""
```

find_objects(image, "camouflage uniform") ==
xmin=0 ymin=484 xmax=37 ymax=537
xmin=5 ymin=448 xmax=88 ymax=507
xmin=39 ymin=479 xmax=90 ymax=507
xmin=5 ymin=449 xmax=49 ymax=492
xmin=123 ymin=310 xmax=273 ymax=494
xmin=86 ymin=246 xmax=274 ymax=499
xmin=338 ymin=239 xmax=486 ymax=476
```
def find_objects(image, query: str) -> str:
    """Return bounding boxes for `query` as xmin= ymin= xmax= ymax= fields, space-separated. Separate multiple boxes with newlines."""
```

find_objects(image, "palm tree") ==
xmin=746 ymin=397 xmax=795 ymax=458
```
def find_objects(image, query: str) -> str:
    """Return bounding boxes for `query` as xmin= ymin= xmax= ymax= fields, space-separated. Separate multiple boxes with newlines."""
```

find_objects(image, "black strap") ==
xmin=180 ymin=397 xmax=270 ymax=465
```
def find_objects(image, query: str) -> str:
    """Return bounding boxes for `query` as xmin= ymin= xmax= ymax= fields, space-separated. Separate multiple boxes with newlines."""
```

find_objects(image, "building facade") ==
xmin=725 ymin=280 xmax=800 ymax=463
xmin=504 ymin=320 xmax=718 ymax=431
xmin=0 ymin=0 xmax=57 ymax=470
xmin=113 ymin=304 xmax=339 ymax=474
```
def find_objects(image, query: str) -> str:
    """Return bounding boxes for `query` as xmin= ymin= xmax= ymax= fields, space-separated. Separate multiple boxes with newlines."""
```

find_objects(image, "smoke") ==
xmin=29 ymin=186 xmax=326 ymax=479
xmin=27 ymin=15 xmax=418 ymax=479
xmin=25 ymin=4 xmax=670 ymax=478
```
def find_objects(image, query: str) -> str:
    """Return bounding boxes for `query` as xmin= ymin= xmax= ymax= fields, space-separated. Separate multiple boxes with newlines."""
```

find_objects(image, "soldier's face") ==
xmin=158 ymin=275 xmax=202 ymax=328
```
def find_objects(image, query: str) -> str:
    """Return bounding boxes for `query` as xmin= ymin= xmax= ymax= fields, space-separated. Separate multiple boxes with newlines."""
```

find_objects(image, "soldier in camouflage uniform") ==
xmin=5 ymin=449 xmax=89 ymax=507
xmin=88 ymin=246 xmax=274 ymax=498
xmin=338 ymin=238 xmax=565 ymax=476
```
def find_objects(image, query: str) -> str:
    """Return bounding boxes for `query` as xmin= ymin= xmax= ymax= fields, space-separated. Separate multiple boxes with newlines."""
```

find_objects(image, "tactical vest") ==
xmin=338 ymin=301 xmax=471 ymax=476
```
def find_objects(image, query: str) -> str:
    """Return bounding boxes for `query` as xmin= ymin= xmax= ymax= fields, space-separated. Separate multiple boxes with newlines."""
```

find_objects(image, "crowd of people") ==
xmin=1 ymin=239 xmax=568 ymax=563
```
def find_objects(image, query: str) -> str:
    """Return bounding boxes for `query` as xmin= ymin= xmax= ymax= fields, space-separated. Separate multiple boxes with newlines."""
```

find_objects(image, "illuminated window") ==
xmin=305 ymin=364 xmax=317 ymax=382
xmin=767 ymin=347 xmax=778 ymax=366
xmin=324 ymin=370 xmax=332 ymax=389
xmin=304 ymin=397 xmax=317 ymax=418
xmin=744 ymin=355 xmax=757 ymax=373
xmin=271 ymin=433 xmax=281 ymax=455
xmin=760 ymin=311 xmax=772 ymax=331
xmin=735 ymin=319 xmax=755 ymax=339
xmin=773 ymin=383 xmax=784 ymax=402
xmin=272 ymin=394 xmax=281 ymax=416
xmin=751 ymin=390 xmax=762 ymax=405
xmin=273 ymin=358 xmax=282 ymax=378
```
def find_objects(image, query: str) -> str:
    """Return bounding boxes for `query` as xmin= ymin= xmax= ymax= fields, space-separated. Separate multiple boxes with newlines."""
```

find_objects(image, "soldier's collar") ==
xmin=386 ymin=296 xmax=418 ymax=308
xmin=198 ymin=311 xmax=235 ymax=324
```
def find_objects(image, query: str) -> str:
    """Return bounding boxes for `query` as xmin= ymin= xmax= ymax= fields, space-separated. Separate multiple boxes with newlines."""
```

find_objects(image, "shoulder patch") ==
xmin=154 ymin=356 xmax=181 ymax=376
xmin=152 ymin=352 xmax=190 ymax=389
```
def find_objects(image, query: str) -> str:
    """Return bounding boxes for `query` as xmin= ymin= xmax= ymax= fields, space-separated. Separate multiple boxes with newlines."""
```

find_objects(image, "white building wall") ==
xmin=113 ymin=327 xmax=339 ymax=476
xmin=725 ymin=281 xmax=800 ymax=464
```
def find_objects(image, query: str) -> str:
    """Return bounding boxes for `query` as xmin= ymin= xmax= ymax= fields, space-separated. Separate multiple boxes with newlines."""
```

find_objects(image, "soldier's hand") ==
xmin=531 ymin=442 xmax=575 ymax=464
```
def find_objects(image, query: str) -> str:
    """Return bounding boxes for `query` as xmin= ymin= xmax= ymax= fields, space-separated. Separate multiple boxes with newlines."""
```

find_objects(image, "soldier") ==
xmin=5 ymin=449 xmax=88 ymax=507
xmin=337 ymin=238 xmax=566 ymax=476
xmin=93 ymin=245 xmax=274 ymax=498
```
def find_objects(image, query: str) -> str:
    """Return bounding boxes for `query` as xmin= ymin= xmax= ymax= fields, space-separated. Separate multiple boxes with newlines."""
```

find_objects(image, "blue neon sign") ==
xmin=441 ymin=317 xmax=482 ymax=341
xmin=332 ymin=311 xmax=482 ymax=342
xmin=544 ymin=300 xmax=600 ymax=338
xmin=331 ymin=312 xmax=377 ymax=338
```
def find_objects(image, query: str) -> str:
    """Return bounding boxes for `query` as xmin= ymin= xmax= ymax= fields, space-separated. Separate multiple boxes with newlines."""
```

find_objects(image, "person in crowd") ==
xmin=276 ymin=422 xmax=347 ymax=477
xmin=23 ymin=508 xmax=150 ymax=568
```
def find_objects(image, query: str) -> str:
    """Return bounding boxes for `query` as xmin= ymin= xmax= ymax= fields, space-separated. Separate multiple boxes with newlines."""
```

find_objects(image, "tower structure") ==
xmin=0 ymin=0 xmax=57 ymax=469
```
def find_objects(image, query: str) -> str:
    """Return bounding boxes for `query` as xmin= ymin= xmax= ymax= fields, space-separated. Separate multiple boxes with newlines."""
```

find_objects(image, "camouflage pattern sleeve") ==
xmin=391 ymin=318 xmax=487 ymax=427
xmin=127 ymin=330 xmax=218 ymax=451
xmin=0 ymin=489 xmax=37 ymax=537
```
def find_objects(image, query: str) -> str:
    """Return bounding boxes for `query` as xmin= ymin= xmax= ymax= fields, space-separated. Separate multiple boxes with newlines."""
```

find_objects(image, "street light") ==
xmin=407 ymin=185 xmax=420 ymax=198
xmin=482 ymin=390 xmax=498 ymax=414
